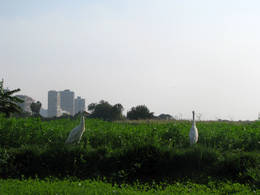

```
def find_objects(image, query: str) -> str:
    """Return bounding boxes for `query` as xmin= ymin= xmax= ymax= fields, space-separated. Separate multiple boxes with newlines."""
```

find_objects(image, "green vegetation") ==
xmin=88 ymin=100 xmax=124 ymax=121
xmin=0 ymin=179 xmax=258 ymax=195
xmin=0 ymin=115 xmax=259 ymax=193
xmin=87 ymin=101 xmax=155 ymax=121
xmin=30 ymin=101 xmax=42 ymax=116
xmin=127 ymin=105 xmax=154 ymax=120
xmin=0 ymin=80 xmax=23 ymax=117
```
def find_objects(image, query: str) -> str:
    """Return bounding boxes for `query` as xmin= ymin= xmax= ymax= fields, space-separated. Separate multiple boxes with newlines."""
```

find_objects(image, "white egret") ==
xmin=189 ymin=111 xmax=198 ymax=145
xmin=65 ymin=115 xmax=85 ymax=144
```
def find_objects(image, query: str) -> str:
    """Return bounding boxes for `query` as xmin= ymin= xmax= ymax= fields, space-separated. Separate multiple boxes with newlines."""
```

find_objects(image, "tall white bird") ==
xmin=189 ymin=111 xmax=198 ymax=145
xmin=65 ymin=115 xmax=85 ymax=144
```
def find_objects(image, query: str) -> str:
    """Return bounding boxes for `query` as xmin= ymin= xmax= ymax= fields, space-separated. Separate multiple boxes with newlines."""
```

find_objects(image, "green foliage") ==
xmin=30 ymin=101 xmax=42 ymax=116
xmin=158 ymin=113 xmax=173 ymax=120
xmin=127 ymin=105 xmax=154 ymax=120
xmin=0 ymin=79 xmax=23 ymax=117
xmin=0 ymin=116 xmax=259 ymax=188
xmin=0 ymin=179 xmax=257 ymax=195
xmin=88 ymin=100 xmax=124 ymax=121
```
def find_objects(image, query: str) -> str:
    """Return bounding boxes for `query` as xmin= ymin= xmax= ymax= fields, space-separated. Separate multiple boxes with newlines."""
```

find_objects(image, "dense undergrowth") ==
xmin=0 ymin=116 xmax=259 ymax=190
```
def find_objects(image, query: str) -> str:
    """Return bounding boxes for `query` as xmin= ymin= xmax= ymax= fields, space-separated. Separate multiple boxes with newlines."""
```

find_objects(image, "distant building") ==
xmin=48 ymin=90 xmax=62 ymax=117
xmin=16 ymin=95 xmax=34 ymax=114
xmin=47 ymin=89 xmax=85 ymax=117
xmin=60 ymin=89 xmax=75 ymax=115
xmin=40 ymin=108 xmax=48 ymax=117
xmin=75 ymin=96 xmax=85 ymax=114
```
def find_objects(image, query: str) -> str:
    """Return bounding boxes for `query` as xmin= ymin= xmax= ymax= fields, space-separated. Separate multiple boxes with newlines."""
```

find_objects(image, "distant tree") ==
xmin=196 ymin=113 xmax=202 ymax=121
xmin=0 ymin=79 xmax=24 ymax=117
xmin=88 ymin=100 xmax=124 ymax=121
xmin=175 ymin=113 xmax=183 ymax=120
xmin=127 ymin=105 xmax=154 ymax=120
xmin=88 ymin=103 xmax=96 ymax=111
xmin=30 ymin=101 xmax=42 ymax=116
xmin=158 ymin=113 xmax=173 ymax=120
xmin=111 ymin=103 xmax=124 ymax=120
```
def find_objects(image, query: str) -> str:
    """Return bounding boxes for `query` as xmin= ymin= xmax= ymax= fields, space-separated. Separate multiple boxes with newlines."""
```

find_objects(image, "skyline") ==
xmin=48 ymin=89 xmax=85 ymax=117
xmin=1 ymin=0 xmax=260 ymax=120
xmin=6 ymin=87 xmax=260 ymax=121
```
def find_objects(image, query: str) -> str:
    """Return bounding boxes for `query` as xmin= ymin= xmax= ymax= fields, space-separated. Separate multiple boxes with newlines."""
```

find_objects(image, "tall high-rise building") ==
xmin=75 ymin=96 xmax=85 ymax=114
xmin=47 ymin=89 xmax=85 ymax=117
xmin=48 ymin=90 xmax=61 ymax=117
xmin=60 ymin=89 xmax=75 ymax=115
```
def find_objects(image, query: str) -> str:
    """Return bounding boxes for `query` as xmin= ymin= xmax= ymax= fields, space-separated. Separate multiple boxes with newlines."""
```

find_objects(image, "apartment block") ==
xmin=48 ymin=90 xmax=61 ymax=117
xmin=47 ymin=89 xmax=85 ymax=117
xmin=60 ymin=89 xmax=75 ymax=115
xmin=75 ymin=96 xmax=85 ymax=114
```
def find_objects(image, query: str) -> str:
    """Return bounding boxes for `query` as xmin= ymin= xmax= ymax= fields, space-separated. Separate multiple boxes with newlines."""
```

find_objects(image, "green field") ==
xmin=0 ymin=115 xmax=259 ymax=193
xmin=0 ymin=179 xmax=258 ymax=195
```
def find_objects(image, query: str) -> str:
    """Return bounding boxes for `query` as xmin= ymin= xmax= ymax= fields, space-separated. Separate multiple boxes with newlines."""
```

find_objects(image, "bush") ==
xmin=127 ymin=105 xmax=154 ymax=120
xmin=0 ymin=145 xmax=259 ymax=186
xmin=88 ymin=100 xmax=124 ymax=121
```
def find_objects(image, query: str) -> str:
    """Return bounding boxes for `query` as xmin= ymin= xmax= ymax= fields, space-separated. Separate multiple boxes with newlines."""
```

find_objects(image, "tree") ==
xmin=127 ymin=105 xmax=154 ymax=120
xmin=0 ymin=79 xmax=23 ymax=117
xmin=88 ymin=100 xmax=124 ymax=121
xmin=196 ymin=113 xmax=202 ymax=121
xmin=30 ymin=101 xmax=42 ymax=116
xmin=158 ymin=113 xmax=173 ymax=120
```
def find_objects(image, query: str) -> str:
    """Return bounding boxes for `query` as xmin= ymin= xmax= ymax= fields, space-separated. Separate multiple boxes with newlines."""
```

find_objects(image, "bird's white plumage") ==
xmin=65 ymin=115 xmax=85 ymax=144
xmin=189 ymin=111 xmax=198 ymax=145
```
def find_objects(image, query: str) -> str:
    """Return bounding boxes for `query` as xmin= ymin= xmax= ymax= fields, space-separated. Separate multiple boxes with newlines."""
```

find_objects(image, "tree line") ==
xmin=87 ymin=100 xmax=158 ymax=121
xmin=0 ymin=80 xmax=173 ymax=121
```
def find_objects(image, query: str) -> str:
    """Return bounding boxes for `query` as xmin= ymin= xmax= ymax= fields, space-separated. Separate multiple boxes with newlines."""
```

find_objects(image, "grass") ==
xmin=0 ymin=179 xmax=258 ymax=195
xmin=0 ymin=115 xmax=259 ymax=192
xmin=0 ymin=116 xmax=259 ymax=151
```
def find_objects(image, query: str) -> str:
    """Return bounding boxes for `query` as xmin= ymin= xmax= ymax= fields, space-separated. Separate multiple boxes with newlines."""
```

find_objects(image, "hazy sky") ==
xmin=1 ymin=0 xmax=260 ymax=120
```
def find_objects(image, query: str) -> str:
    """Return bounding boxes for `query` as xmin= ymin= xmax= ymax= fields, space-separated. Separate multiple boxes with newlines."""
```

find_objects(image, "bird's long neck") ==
xmin=192 ymin=111 xmax=196 ymax=126
xmin=80 ymin=116 xmax=85 ymax=128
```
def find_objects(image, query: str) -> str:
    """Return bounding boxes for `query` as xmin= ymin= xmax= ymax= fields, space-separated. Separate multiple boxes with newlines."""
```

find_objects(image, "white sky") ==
xmin=1 ymin=0 xmax=260 ymax=120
